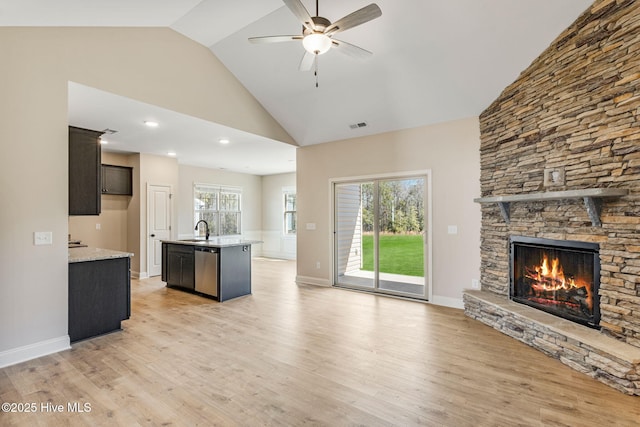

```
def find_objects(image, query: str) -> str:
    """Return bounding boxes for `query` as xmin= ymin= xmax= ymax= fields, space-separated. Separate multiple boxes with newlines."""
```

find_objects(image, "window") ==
xmin=283 ymin=188 xmax=296 ymax=235
xmin=194 ymin=184 xmax=242 ymax=236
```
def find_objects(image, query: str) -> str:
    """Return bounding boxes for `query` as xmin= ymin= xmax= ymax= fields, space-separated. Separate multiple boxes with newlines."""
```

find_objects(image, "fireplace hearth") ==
xmin=510 ymin=236 xmax=600 ymax=328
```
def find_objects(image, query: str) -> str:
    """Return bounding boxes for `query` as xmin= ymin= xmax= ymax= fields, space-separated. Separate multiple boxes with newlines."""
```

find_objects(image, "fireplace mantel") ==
xmin=474 ymin=188 xmax=628 ymax=227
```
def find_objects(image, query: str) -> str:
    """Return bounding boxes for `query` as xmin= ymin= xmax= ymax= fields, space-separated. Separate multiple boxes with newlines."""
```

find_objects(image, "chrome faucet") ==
xmin=194 ymin=220 xmax=210 ymax=240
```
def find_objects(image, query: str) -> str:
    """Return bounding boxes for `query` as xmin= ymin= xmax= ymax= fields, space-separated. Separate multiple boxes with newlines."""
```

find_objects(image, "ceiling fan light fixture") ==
xmin=302 ymin=33 xmax=332 ymax=55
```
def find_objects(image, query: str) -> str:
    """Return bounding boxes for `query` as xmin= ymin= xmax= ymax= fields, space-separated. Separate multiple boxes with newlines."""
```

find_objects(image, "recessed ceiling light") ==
xmin=167 ymin=151 xmax=176 ymax=157
xmin=219 ymin=138 xmax=230 ymax=144
xmin=144 ymin=121 xmax=159 ymax=127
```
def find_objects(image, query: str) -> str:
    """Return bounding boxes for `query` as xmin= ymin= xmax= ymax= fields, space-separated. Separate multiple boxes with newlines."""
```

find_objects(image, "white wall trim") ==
xmin=131 ymin=271 xmax=148 ymax=280
xmin=296 ymin=275 xmax=331 ymax=287
xmin=430 ymin=295 xmax=464 ymax=310
xmin=0 ymin=336 xmax=70 ymax=369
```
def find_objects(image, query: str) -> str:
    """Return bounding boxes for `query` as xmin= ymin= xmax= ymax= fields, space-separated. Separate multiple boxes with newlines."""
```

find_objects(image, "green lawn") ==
xmin=361 ymin=234 xmax=424 ymax=277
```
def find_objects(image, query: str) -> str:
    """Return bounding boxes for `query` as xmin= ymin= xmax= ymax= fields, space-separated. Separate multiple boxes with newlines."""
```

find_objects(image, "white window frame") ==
xmin=194 ymin=183 xmax=242 ymax=237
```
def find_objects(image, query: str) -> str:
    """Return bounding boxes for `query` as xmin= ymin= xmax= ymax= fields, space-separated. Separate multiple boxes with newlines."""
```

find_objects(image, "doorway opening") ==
xmin=333 ymin=174 xmax=430 ymax=300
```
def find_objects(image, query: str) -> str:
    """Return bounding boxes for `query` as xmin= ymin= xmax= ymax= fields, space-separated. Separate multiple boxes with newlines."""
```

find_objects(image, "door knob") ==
xmin=150 ymin=234 xmax=156 ymax=237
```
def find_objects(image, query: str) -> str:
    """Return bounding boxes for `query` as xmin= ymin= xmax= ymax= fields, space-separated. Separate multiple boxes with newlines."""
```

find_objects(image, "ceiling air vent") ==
xmin=349 ymin=122 xmax=368 ymax=130
xmin=102 ymin=128 xmax=118 ymax=135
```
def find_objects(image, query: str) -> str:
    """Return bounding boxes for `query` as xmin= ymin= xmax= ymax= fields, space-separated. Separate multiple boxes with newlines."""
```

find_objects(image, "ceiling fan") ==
xmin=249 ymin=0 xmax=382 ymax=80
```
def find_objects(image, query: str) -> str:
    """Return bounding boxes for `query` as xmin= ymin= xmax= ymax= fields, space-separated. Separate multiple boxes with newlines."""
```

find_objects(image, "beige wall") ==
xmin=262 ymin=173 xmax=297 ymax=260
xmin=0 ymin=26 xmax=292 ymax=366
xmin=296 ymin=117 xmax=481 ymax=307
xmin=69 ymin=152 xmax=133 ymax=251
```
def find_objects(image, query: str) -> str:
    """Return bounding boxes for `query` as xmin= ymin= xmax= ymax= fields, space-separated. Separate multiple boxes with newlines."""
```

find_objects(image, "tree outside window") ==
xmin=194 ymin=184 xmax=241 ymax=236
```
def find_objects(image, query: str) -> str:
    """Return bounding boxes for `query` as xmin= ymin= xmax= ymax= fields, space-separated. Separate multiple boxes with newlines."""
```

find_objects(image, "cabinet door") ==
xmin=180 ymin=253 xmax=195 ymax=289
xmin=167 ymin=252 xmax=183 ymax=286
xmin=102 ymin=164 xmax=133 ymax=195
xmin=69 ymin=126 xmax=103 ymax=215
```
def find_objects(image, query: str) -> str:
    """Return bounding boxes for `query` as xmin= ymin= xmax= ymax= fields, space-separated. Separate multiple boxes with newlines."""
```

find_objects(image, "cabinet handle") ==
xmin=150 ymin=234 xmax=156 ymax=237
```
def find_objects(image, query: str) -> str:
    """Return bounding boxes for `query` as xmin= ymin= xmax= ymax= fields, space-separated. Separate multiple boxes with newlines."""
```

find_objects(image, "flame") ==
xmin=524 ymin=254 xmax=592 ymax=309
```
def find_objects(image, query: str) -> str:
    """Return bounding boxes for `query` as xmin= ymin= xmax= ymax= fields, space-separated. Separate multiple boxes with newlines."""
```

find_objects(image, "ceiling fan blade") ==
xmin=331 ymin=39 xmax=373 ymax=59
xmin=324 ymin=3 xmax=382 ymax=36
xmin=249 ymin=35 xmax=303 ymax=44
xmin=299 ymin=51 xmax=316 ymax=71
xmin=282 ymin=0 xmax=315 ymax=30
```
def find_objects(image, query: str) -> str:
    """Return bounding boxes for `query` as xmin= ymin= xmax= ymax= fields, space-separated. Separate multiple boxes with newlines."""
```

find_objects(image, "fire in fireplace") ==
xmin=510 ymin=236 xmax=600 ymax=328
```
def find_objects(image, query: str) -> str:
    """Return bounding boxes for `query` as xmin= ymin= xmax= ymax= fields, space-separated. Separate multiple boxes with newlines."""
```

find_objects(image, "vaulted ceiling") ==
xmin=2 ymin=0 xmax=594 ymax=173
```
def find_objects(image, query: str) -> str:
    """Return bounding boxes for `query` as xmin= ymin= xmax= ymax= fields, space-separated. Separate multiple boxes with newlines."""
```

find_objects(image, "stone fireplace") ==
xmin=463 ymin=0 xmax=640 ymax=395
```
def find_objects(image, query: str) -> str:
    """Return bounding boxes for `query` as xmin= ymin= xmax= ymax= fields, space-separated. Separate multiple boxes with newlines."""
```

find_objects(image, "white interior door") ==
xmin=148 ymin=184 xmax=171 ymax=277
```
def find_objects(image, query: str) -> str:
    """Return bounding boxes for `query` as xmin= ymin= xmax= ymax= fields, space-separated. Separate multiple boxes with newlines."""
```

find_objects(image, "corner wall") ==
xmin=261 ymin=173 xmax=297 ymax=260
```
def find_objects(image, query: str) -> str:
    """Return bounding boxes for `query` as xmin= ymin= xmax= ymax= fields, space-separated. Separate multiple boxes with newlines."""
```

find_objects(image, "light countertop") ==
xmin=163 ymin=238 xmax=262 ymax=248
xmin=69 ymin=246 xmax=134 ymax=263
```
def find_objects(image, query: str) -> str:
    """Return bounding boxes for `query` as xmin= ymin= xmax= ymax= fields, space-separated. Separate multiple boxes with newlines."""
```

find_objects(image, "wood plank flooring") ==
xmin=2 ymin=257 xmax=639 ymax=426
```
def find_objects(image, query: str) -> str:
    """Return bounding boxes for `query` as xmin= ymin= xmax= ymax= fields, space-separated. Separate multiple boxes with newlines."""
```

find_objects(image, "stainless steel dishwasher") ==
xmin=195 ymin=247 xmax=218 ymax=297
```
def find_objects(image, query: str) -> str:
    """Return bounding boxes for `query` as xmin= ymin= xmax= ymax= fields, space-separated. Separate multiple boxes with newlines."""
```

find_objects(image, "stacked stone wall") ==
xmin=478 ymin=0 xmax=640 ymax=348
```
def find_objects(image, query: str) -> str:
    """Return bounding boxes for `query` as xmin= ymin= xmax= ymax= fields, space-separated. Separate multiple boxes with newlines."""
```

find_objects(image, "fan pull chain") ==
xmin=315 ymin=54 xmax=319 ymax=88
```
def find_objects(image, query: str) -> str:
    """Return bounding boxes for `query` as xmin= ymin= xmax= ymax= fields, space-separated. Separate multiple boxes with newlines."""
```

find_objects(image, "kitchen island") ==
xmin=68 ymin=246 xmax=133 ymax=343
xmin=161 ymin=238 xmax=261 ymax=302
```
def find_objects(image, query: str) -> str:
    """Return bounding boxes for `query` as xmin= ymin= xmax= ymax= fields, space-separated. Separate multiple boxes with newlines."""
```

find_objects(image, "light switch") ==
xmin=447 ymin=225 xmax=458 ymax=235
xmin=34 ymin=231 xmax=53 ymax=246
xmin=306 ymin=223 xmax=316 ymax=230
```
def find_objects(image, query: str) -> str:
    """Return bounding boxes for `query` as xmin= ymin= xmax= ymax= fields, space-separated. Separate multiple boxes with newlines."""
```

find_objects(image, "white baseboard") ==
xmin=0 ymin=336 xmax=70 ymax=369
xmin=430 ymin=295 xmax=464 ymax=310
xmin=132 ymin=271 xmax=148 ymax=279
xmin=295 ymin=275 xmax=331 ymax=287
xmin=261 ymin=250 xmax=296 ymax=260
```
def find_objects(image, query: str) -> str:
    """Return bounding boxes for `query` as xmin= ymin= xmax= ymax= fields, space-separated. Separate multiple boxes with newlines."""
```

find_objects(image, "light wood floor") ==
xmin=2 ymin=258 xmax=639 ymax=426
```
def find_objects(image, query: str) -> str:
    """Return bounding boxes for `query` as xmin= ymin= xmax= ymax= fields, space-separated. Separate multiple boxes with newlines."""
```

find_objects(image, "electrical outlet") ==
xmin=306 ymin=223 xmax=316 ymax=230
xmin=34 ymin=231 xmax=53 ymax=246
xmin=471 ymin=279 xmax=480 ymax=289
xmin=448 ymin=225 xmax=458 ymax=235
xmin=96 ymin=223 xmax=101 ymax=230
xmin=316 ymin=261 xmax=321 ymax=269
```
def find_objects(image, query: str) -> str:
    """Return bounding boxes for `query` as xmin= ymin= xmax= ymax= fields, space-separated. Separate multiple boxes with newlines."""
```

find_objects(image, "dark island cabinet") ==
xmin=102 ymin=164 xmax=133 ymax=195
xmin=219 ymin=245 xmax=251 ymax=302
xmin=68 ymin=257 xmax=131 ymax=343
xmin=69 ymin=126 xmax=103 ymax=215
xmin=162 ymin=241 xmax=253 ymax=302
xmin=162 ymin=243 xmax=195 ymax=290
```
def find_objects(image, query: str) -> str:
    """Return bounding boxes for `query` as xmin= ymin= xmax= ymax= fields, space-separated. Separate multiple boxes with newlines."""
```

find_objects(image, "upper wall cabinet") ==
xmin=102 ymin=164 xmax=133 ymax=196
xmin=69 ymin=126 xmax=103 ymax=216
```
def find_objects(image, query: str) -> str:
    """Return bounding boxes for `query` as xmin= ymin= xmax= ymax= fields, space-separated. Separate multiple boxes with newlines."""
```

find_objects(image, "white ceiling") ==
xmin=68 ymin=83 xmax=296 ymax=176
xmin=3 ymin=0 xmax=593 ymax=172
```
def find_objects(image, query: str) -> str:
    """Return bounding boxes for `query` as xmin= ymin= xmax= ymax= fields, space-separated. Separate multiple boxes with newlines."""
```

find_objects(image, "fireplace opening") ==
xmin=510 ymin=236 xmax=600 ymax=328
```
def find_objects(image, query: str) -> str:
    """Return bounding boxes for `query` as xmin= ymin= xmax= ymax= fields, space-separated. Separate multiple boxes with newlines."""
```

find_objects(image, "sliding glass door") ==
xmin=334 ymin=176 xmax=427 ymax=299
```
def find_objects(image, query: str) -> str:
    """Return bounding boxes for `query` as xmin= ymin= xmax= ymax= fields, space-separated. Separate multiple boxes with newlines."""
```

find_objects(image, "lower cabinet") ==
xmin=68 ymin=257 xmax=131 ymax=343
xmin=162 ymin=243 xmax=195 ymax=290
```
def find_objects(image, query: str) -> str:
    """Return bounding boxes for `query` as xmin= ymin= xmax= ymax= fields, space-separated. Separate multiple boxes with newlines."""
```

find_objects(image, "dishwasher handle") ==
xmin=195 ymin=247 xmax=218 ymax=253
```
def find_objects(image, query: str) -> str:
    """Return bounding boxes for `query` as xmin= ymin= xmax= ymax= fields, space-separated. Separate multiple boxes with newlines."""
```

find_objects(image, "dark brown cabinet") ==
xmin=102 ymin=164 xmax=133 ymax=195
xmin=162 ymin=243 xmax=195 ymax=290
xmin=69 ymin=126 xmax=103 ymax=215
xmin=68 ymin=257 xmax=131 ymax=343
